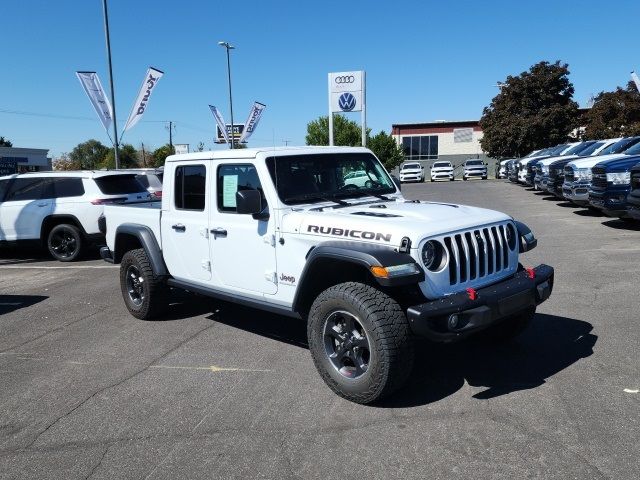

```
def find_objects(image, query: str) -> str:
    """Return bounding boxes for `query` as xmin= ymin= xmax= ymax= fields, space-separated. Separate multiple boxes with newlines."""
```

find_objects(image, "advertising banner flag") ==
xmin=76 ymin=71 xmax=113 ymax=132
xmin=209 ymin=105 xmax=230 ymax=143
xmin=238 ymin=102 xmax=266 ymax=143
xmin=123 ymin=67 xmax=164 ymax=132
xmin=632 ymin=71 xmax=640 ymax=93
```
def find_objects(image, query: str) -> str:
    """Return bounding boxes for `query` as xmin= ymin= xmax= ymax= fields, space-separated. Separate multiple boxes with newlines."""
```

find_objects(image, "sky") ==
xmin=1 ymin=0 xmax=639 ymax=158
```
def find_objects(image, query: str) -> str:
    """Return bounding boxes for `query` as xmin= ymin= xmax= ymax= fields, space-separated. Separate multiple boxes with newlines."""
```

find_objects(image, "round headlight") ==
xmin=421 ymin=240 xmax=445 ymax=271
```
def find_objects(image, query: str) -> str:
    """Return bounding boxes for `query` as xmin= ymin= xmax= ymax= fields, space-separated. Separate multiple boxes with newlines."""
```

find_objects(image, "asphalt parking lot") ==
xmin=1 ymin=180 xmax=638 ymax=479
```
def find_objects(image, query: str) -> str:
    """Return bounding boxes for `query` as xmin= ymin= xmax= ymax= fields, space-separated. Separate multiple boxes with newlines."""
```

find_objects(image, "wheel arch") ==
xmin=114 ymin=224 xmax=167 ymax=276
xmin=291 ymin=241 xmax=423 ymax=317
xmin=40 ymin=214 xmax=87 ymax=244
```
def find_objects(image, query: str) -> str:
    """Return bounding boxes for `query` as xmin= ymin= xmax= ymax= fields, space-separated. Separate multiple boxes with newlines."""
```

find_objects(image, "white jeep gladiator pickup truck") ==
xmin=100 ymin=146 xmax=554 ymax=404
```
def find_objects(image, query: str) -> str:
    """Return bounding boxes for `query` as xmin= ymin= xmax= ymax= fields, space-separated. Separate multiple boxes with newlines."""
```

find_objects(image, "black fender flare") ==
xmin=114 ymin=224 xmax=168 ymax=276
xmin=291 ymin=241 xmax=424 ymax=314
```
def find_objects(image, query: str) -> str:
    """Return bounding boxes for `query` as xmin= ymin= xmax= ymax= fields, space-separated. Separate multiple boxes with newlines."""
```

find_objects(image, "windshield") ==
xmin=564 ymin=141 xmax=595 ymax=156
xmin=266 ymin=153 xmax=396 ymax=205
xmin=402 ymin=163 xmax=421 ymax=170
xmin=621 ymin=140 xmax=640 ymax=156
xmin=432 ymin=162 xmax=450 ymax=168
xmin=600 ymin=137 xmax=640 ymax=155
xmin=466 ymin=160 xmax=483 ymax=166
xmin=549 ymin=144 xmax=569 ymax=155
xmin=575 ymin=141 xmax=604 ymax=156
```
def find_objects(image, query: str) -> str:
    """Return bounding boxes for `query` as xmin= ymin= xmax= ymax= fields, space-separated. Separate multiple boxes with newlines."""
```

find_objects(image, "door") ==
xmin=0 ymin=178 xmax=51 ymax=240
xmin=160 ymin=163 xmax=212 ymax=282
xmin=210 ymin=163 xmax=277 ymax=294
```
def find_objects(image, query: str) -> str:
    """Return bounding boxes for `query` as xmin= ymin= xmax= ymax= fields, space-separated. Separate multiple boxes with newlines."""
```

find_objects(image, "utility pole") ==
xmin=102 ymin=0 xmax=119 ymax=169
xmin=167 ymin=121 xmax=174 ymax=150
xmin=141 ymin=142 xmax=147 ymax=167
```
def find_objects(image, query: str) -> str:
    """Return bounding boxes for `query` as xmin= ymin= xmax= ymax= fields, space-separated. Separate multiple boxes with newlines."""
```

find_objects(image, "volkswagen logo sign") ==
xmin=338 ymin=92 xmax=356 ymax=112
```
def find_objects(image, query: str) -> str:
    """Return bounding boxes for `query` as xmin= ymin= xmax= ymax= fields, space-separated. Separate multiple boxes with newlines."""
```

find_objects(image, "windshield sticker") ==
xmin=307 ymin=225 xmax=392 ymax=242
xmin=222 ymin=174 xmax=238 ymax=208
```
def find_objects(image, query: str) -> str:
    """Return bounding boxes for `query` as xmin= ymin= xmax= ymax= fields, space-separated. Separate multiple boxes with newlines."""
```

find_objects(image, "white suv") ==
xmin=399 ymin=162 xmax=425 ymax=183
xmin=0 ymin=171 xmax=150 ymax=261
xmin=430 ymin=161 xmax=454 ymax=181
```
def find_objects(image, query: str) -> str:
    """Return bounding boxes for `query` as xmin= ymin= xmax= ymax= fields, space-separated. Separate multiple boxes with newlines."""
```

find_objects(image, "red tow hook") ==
xmin=466 ymin=287 xmax=477 ymax=301
xmin=526 ymin=267 xmax=536 ymax=279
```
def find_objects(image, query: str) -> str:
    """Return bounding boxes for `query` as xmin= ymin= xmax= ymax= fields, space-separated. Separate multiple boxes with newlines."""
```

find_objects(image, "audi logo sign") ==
xmin=334 ymin=75 xmax=355 ymax=84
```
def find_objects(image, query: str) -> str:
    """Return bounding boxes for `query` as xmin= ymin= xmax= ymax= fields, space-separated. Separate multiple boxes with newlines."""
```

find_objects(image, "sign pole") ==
xmin=101 ymin=0 xmax=120 ymax=169
xmin=328 ymin=73 xmax=334 ymax=146
xmin=361 ymin=71 xmax=366 ymax=147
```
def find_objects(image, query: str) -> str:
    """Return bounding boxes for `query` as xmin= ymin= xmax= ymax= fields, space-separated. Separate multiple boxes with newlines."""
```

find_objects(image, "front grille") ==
xmin=549 ymin=167 xmax=561 ymax=181
xmin=442 ymin=225 xmax=512 ymax=286
xmin=564 ymin=166 xmax=575 ymax=183
xmin=631 ymin=172 xmax=640 ymax=190
xmin=527 ymin=164 xmax=534 ymax=174
xmin=592 ymin=166 xmax=607 ymax=189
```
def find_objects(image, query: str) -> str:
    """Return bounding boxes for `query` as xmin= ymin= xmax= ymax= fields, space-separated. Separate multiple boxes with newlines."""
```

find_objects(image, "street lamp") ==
xmin=218 ymin=41 xmax=235 ymax=149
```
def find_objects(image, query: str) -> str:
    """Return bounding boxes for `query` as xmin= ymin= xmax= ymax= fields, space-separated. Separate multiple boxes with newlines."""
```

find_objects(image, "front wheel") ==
xmin=307 ymin=282 xmax=414 ymax=404
xmin=463 ymin=176 xmax=468 ymax=181
xmin=47 ymin=224 xmax=83 ymax=262
xmin=120 ymin=248 xmax=168 ymax=320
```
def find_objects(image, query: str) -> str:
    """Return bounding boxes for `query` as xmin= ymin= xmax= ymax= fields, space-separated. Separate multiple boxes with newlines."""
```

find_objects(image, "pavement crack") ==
xmin=85 ymin=443 xmax=110 ymax=480
xmin=21 ymin=321 xmax=218 ymax=450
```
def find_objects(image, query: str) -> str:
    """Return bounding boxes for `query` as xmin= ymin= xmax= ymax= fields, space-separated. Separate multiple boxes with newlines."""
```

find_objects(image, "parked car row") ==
xmin=0 ymin=168 xmax=163 ymax=261
xmin=399 ymin=159 xmax=488 ymax=183
xmin=502 ymin=137 xmax=640 ymax=221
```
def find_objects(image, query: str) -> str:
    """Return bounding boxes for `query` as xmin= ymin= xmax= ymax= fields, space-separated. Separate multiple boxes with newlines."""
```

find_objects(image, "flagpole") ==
xmin=102 ymin=0 xmax=120 ymax=169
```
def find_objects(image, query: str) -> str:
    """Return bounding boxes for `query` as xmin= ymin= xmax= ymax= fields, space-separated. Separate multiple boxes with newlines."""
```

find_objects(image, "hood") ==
xmin=549 ymin=156 xmax=578 ymax=168
xmin=595 ymin=155 xmax=640 ymax=172
xmin=568 ymin=153 xmax=629 ymax=170
xmin=538 ymin=154 xmax=579 ymax=166
xmin=431 ymin=166 xmax=453 ymax=171
xmin=281 ymin=199 xmax=511 ymax=247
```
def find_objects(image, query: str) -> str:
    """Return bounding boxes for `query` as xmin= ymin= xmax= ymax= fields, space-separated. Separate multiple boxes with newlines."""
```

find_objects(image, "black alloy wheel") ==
xmin=323 ymin=310 xmax=371 ymax=379
xmin=47 ymin=224 xmax=83 ymax=262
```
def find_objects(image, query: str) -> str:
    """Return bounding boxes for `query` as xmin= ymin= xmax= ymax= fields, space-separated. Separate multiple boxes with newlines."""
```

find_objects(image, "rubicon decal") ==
xmin=307 ymin=225 xmax=392 ymax=242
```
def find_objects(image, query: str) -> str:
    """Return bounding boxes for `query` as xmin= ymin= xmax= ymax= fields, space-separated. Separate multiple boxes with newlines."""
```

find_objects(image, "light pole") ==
xmin=218 ymin=41 xmax=235 ymax=149
xmin=102 ymin=0 xmax=119 ymax=168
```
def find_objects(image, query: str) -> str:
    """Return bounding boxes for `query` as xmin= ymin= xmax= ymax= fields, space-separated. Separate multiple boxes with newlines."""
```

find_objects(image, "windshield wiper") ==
xmin=284 ymin=193 xmax=349 ymax=206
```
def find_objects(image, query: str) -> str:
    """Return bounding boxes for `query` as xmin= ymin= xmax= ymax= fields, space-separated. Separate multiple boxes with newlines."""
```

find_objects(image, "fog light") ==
xmin=448 ymin=314 xmax=459 ymax=330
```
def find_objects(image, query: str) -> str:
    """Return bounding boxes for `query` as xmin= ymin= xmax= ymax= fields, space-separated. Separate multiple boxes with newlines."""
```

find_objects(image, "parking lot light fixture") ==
xmin=218 ymin=41 xmax=235 ymax=150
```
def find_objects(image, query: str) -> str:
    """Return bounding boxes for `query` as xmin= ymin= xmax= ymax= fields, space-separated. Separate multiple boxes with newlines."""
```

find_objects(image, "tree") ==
xmin=583 ymin=81 xmax=640 ymax=139
xmin=368 ymin=130 xmax=404 ymax=171
xmin=101 ymin=144 xmax=139 ymax=169
xmin=52 ymin=153 xmax=80 ymax=171
xmin=0 ymin=136 xmax=12 ymax=147
xmin=306 ymin=114 xmax=369 ymax=146
xmin=479 ymin=61 xmax=579 ymax=158
xmin=69 ymin=139 xmax=109 ymax=170
xmin=152 ymin=144 xmax=175 ymax=167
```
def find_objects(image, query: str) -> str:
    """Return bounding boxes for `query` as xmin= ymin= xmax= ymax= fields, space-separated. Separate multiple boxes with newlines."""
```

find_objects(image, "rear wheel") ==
xmin=47 ymin=224 xmax=83 ymax=262
xmin=307 ymin=282 xmax=414 ymax=404
xmin=120 ymin=248 xmax=168 ymax=319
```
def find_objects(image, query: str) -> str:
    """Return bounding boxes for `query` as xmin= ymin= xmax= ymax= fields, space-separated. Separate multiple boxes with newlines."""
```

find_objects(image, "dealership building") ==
xmin=0 ymin=147 xmax=52 ymax=176
xmin=391 ymin=119 xmax=497 ymax=172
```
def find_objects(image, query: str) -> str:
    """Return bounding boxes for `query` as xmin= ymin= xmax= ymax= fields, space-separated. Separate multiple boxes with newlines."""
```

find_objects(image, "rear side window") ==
xmin=175 ymin=165 xmax=206 ymax=210
xmin=42 ymin=177 xmax=85 ymax=199
xmin=94 ymin=175 xmax=146 ymax=195
xmin=136 ymin=174 xmax=162 ymax=189
xmin=4 ymin=178 xmax=44 ymax=201
xmin=0 ymin=180 xmax=8 ymax=201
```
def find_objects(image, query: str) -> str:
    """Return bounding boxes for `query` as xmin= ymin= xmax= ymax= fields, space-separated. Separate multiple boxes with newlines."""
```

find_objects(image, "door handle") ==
xmin=171 ymin=224 xmax=186 ymax=232
xmin=37 ymin=203 xmax=48 ymax=207
xmin=210 ymin=228 xmax=227 ymax=238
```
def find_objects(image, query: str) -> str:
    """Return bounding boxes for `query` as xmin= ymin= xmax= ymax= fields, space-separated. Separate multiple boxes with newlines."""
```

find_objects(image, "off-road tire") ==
xmin=120 ymin=248 xmax=168 ymax=320
xmin=307 ymin=282 xmax=414 ymax=404
xmin=47 ymin=224 xmax=83 ymax=262
xmin=479 ymin=306 xmax=536 ymax=344
xmin=463 ymin=177 xmax=468 ymax=181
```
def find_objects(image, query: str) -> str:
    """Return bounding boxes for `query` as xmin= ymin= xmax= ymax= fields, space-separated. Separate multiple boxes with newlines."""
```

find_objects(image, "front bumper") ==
xmin=406 ymin=264 xmax=554 ymax=342
xmin=589 ymin=188 xmax=630 ymax=217
xmin=563 ymin=182 xmax=590 ymax=204
xmin=400 ymin=173 xmax=423 ymax=182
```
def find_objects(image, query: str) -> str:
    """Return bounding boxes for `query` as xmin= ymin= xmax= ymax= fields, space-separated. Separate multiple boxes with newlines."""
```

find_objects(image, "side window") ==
xmin=217 ymin=164 xmax=264 ymax=213
xmin=41 ymin=178 xmax=85 ymax=199
xmin=0 ymin=180 xmax=8 ymax=201
xmin=4 ymin=178 xmax=44 ymax=202
xmin=175 ymin=165 xmax=206 ymax=211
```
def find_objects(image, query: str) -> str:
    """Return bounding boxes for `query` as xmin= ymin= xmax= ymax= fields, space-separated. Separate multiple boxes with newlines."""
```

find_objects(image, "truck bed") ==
xmin=103 ymin=201 xmax=162 ymax=251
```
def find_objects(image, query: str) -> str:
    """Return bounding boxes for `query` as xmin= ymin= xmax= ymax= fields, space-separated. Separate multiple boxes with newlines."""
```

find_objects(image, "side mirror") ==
xmin=391 ymin=175 xmax=402 ymax=191
xmin=236 ymin=189 xmax=263 ymax=215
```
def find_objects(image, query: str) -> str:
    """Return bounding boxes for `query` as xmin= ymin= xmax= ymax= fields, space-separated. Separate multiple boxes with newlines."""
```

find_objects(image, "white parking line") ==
xmin=0 ymin=265 xmax=117 ymax=269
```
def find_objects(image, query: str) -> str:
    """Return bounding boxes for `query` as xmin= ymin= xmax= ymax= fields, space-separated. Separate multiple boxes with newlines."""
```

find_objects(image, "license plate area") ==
xmin=498 ymin=289 xmax=534 ymax=316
